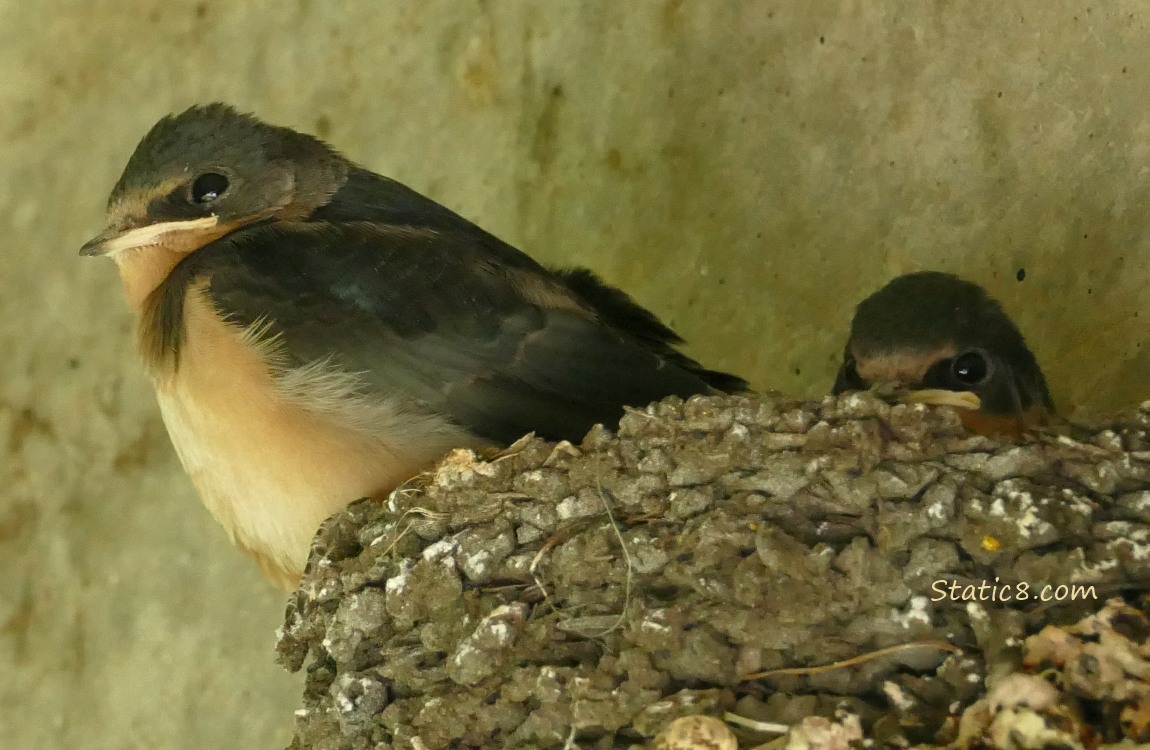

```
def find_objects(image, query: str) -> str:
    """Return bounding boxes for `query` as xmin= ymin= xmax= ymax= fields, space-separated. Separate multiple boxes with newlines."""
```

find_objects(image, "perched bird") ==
xmin=81 ymin=103 xmax=746 ymax=589
xmin=832 ymin=271 xmax=1054 ymax=438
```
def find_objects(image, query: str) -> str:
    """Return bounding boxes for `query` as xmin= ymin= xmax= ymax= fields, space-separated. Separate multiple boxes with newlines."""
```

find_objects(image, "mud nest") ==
xmin=276 ymin=393 xmax=1150 ymax=749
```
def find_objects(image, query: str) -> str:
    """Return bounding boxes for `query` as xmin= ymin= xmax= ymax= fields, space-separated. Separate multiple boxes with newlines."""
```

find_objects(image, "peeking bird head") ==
xmin=833 ymin=271 xmax=1054 ymax=437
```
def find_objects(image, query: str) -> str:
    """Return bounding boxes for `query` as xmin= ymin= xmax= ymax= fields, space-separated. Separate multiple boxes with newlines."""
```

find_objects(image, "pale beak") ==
xmin=901 ymin=389 xmax=982 ymax=411
xmin=79 ymin=215 xmax=220 ymax=257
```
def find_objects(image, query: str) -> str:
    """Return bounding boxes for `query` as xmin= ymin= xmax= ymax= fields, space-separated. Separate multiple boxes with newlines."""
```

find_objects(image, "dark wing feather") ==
xmin=555 ymin=268 xmax=749 ymax=393
xmin=196 ymin=221 xmax=737 ymax=444
xmin=310 ymin=167 xmax=548 ymax=272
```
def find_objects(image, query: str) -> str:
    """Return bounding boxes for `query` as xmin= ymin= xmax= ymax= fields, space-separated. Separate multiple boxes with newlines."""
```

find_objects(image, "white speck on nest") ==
xmin=1059 ymin=488 xmax=1094 ymax=514
xmin=1112 ymin=535 xmax=1150 ymax=561
xmin=883 ymin=681 xmax=915 ymax=711
xmin=1076 ymin=557 xmax=1117 ymax=579
xmin=894 ymin=596 xmax=931 ymax=629
xmin=450 ymin=644 xmax=478 ymax=667
xmin=966 ymin=671 xmax=983 ymax=684
xmin=385 ymin=559 xmax=413 ymax=595
xmin=434 ymin=448 xmax=497 ymax=486
xmin=996 ymin=488 xmax=1054 ymax=539
xmin=640 ymin=619 xmax=672 ymax=634
xmin=804 ymin=454 xmax=834 ymax=475
xmin=456 ymin=604 xmax=523 ymax=649
xmin=556 ymin=495 xmax=585 ymax=519
xmin=966 ymin=602 xmax=988 ymax=621
xmin=1016 ymin=508 xmax=1053 ymax=538
xmin=1128 ymin=492 xmax=1150 ymax=511
xmin=422 ymin=539 xmax=459 ymax=567
xmin=463 ymin=548 xmax=491 ymax=576
xmin=727 ymin=422 xmax=749 ymax=439
xmin=1097 ymin=461 xmax=1123 ymax=484
xmin=985 ymin=674 xmax=1059 ymax=712
xmin=696 ymin=578 xmax=725 ymax=596
xmin=927 ymin=499 xmax=949 ymax=520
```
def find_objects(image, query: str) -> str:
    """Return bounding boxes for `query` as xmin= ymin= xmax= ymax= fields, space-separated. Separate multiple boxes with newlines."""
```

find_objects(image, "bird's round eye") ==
xmin=190 ymin=172 xmax=229 ymax=203
xmin=951 ymin=351 xmax=989 ymax=385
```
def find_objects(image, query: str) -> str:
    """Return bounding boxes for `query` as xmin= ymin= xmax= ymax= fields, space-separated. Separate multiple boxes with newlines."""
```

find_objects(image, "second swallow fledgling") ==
xmin=833 ymin=271 xmax=1055 ymax=437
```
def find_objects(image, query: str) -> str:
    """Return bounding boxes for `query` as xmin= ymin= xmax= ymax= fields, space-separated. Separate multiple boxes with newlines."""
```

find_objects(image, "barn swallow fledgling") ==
xmin=81 ymin=103 xmax=747 ymax=589
xmin=832 ymin=271 xmax=1054 ymax=438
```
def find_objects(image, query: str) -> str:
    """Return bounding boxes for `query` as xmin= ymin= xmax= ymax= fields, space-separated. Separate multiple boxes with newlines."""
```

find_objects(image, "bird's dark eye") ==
xmin=190 ymin=172 xmax=229 ymax=204
xmin=951 ymin=351 xmax=989 ymax=385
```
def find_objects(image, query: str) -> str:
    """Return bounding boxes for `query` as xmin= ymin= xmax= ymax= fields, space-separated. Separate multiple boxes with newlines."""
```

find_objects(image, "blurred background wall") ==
xmin=1 ymin=1 xmax=1147 ymax=748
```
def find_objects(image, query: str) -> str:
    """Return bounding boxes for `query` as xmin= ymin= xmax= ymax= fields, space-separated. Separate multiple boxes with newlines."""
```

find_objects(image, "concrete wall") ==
xmin=1 ymin=1 xmax=1146 ymax=748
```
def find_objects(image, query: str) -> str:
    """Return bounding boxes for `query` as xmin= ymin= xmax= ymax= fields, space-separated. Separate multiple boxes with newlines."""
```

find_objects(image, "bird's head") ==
xmin=80 ymin=103 xmax=347 ymax=262
xmin=833 ymin=271 xmax=1054 ymax=437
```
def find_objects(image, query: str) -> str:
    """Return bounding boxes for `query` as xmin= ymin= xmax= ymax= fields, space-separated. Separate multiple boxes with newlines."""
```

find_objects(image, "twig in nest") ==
xmin=584 ymin=480 xmax=634 ymax=638
xmin=721 ymin=711 xmax=789 ymax=735
xmin=739 ymin=639 xmax=962 ymax=681
xmin=529 ymin=518 xmax=600 ymax=614
xmin=529 ymin=535 xmax=562 ymax=612
xmin=620 ymin=510 xmax=669 ymax=525
xmin=375 ymin=507 xmax=447 ymax=557
xmin=489 ymin=433 xmax=536 ymax=462
xmin=378 ymin=522 xmax=415 ymax=557
xmin=401 ymin=506 xmax=449 ymax=522
xmin=543 ymin=440 xmax=581 ymax=466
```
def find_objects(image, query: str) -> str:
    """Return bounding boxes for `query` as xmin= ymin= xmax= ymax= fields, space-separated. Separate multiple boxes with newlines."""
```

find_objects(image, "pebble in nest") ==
xmin=649 ymin=715 xmax=737 ymax=750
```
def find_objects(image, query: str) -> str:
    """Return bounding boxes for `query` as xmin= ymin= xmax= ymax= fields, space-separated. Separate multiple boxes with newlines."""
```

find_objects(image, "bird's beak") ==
xmin=901 ymin=389 xmax=982 ymax=411
xmin=79 ymin=215 xmax=220 ymax=257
